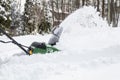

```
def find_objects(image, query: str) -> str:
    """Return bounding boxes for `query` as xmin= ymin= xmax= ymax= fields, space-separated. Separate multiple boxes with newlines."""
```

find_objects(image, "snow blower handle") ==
xmin=0 ymin=28 xmax=31 ymax=55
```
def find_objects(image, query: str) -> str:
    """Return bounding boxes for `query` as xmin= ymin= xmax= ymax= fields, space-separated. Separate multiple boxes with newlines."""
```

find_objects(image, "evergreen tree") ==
xmin=38 ymin=0 xmax=51 ymax=34
xmin=24 ymin=0 xmax=51 ymax=35
xmin=24 ymin=0 xmax=34 ymax=34
xmin=10 ymin=0 xmax=23 ymax=36
xmin=0 ymin=0 xmax=11 ymax=30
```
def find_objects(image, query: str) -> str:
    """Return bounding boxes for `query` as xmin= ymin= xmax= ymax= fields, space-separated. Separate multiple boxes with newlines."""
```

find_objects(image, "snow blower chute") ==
xmin=0 ymin=27 xmax=60 ymax=55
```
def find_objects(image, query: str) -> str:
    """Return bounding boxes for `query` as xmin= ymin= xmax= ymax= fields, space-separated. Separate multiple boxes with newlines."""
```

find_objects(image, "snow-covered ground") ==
xmin=0 ymin=6 xmax=120 ymax=80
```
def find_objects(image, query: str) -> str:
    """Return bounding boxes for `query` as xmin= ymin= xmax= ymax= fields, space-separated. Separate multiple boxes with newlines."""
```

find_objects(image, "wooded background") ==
xmin=0 ymin=0 xmax=120 ymax=36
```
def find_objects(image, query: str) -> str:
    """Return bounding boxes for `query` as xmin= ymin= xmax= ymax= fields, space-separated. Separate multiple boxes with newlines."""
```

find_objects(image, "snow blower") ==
xmin=0 ymin=28 xmax=59 ymax=55
xmin=28 ymin=42 xmax=59 ymax=55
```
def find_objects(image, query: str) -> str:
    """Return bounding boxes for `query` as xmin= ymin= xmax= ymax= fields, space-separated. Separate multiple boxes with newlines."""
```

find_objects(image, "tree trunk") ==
xmin=97 ymin=0 xmax=100 ymax=11
xmin=112 ymin=0 xmax=119 ymax=27
xmin=107 ymin=0 xmax=111 ymax=25
xmin=102 ymin=0 xmax=105 ymax=18
xmin=56 ymin=0 xmax=60 ymax=25
xmin=75 ymin=0 xmax=80 ymax=9
xmin=51 ymin=0 xmax=55 ymax=27
xmin=61 ymin=0 xmax=64 ymax=20
xmin=82 ymin=0 xmax=85 ymax=6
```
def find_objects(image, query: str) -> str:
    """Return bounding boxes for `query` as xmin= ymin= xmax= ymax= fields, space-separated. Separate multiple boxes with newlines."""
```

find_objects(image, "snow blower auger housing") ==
xmin=28 ymin=42 xmax=59 ymax=55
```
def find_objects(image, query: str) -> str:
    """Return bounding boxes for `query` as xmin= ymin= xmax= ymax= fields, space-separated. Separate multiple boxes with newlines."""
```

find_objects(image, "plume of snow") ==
xmin=60 ymin=6 xmax=110 ymax=34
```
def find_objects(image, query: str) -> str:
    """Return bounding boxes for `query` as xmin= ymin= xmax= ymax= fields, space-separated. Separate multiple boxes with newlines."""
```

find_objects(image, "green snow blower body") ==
xmin=28 ymin=42 xmax=59 ymax=55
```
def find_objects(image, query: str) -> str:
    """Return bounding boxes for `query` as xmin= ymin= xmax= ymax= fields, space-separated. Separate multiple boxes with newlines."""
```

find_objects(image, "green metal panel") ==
xmin=33 ymin=45 xmax=60 ymax=54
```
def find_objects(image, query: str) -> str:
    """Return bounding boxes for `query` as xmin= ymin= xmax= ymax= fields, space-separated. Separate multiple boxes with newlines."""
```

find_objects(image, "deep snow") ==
xmin=0 ymin=6 xmax=120 ymax=80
